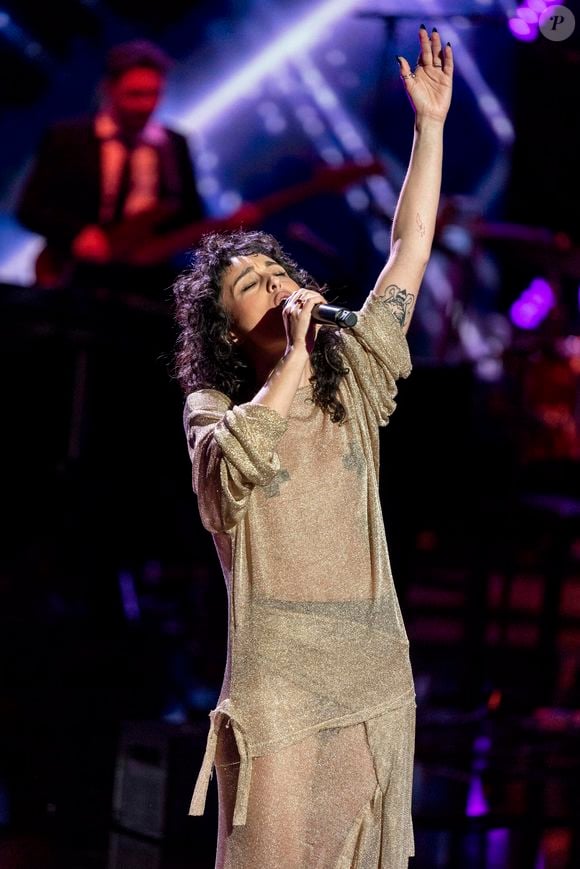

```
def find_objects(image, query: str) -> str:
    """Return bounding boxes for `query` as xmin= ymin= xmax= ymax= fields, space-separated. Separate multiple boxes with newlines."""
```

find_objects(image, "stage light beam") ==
xmin=176 ymin=0 xmax=363 ymax=132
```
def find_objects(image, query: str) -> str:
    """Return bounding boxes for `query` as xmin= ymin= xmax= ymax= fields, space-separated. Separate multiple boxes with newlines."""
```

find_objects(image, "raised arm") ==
xmin=371 ymin=25 xmax=453 ymax=334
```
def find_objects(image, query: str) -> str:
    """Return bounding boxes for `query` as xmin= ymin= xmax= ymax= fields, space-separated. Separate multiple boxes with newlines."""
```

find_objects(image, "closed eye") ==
xmin=241 ymin=271 xmax=286 ymax=292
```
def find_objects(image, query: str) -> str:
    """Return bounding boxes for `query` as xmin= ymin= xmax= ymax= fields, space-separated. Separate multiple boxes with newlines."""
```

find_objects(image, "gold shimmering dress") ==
xmin=184 ymin=292 xmax=416 ymax=868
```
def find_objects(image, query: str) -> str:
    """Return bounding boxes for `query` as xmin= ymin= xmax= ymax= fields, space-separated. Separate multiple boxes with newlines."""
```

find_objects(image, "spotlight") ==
xmin=509 ymin=277 xmax=556 ymax=330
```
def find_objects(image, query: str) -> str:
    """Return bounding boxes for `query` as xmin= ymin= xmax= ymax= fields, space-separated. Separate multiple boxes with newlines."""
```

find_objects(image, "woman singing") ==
xmin=173 ymin=26 xmax=453 ymax=869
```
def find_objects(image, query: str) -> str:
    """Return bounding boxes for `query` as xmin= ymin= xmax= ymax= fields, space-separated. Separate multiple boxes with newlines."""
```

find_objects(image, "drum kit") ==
xmin=431 ymin=196 xmax=580 ymax=463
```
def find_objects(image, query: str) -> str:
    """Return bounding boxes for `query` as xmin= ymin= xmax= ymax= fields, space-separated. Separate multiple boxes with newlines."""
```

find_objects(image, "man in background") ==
xmin=17 ymin=39 xmax=205 ymax=292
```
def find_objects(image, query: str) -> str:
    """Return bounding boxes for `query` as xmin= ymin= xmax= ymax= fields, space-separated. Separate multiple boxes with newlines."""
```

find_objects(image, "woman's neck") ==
xmin=250 ymin=349 xmax=314 ymax=392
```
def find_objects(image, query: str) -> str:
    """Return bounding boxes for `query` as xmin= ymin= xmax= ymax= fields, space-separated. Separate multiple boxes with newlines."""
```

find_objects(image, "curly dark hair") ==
xmin=171 ymin=230 xmax=350 ymax=424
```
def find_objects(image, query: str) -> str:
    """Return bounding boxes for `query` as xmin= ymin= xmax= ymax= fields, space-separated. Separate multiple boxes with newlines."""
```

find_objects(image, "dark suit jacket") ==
xmin=17 ymin=116 xmax=205 ymax=254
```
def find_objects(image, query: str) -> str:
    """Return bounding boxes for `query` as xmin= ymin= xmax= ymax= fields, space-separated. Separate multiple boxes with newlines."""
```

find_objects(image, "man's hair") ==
xmin=104 ymin=40 xmax=172 ymax=81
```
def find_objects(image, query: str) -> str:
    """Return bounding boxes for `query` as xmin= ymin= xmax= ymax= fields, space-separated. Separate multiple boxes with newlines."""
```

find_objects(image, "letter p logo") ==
xmin=539 ymin=5 xmax=575 ymax=41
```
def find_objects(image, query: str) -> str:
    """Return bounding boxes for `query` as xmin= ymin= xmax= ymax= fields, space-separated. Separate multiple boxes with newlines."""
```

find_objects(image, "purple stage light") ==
xmin=509 ymin=15 xmax=537 ymax=40
xmin=466 ymin=774 xmax=489 ymax=817
xmin=509 ymin=0 xmax=567 ymax=40
xmin=517 ymin=6 xmax=539 ymax=23
xmin=509 ymin=277 xmax=556 ymax=329
xmin=527 ymin=0 xmax=549 ymax=12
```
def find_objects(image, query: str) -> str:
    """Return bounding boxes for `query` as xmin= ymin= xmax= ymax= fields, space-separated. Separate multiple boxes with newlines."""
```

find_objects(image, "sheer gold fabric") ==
xmin=184 ymin=292 xmax=416 ymax=868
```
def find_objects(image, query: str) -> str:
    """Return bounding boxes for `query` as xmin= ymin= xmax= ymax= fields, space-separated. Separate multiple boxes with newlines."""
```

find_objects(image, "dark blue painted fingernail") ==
xmin=420 ymin=23 xmax=427 ymax=30
xmin=432 ymin=27 xmax=438 ymax=33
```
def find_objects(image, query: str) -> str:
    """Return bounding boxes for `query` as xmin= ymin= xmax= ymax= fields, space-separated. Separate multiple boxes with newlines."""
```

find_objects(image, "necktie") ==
xmin=111 ymin=146 xmax=133 ymax=224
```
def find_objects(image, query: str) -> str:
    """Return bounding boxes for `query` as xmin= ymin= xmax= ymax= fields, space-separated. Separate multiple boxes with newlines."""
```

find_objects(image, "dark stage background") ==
xmin=1 ymin=1 xmax=579 ymax=867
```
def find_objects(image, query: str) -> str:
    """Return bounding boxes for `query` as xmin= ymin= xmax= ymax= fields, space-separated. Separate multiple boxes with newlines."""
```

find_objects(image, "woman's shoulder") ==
xmin=339 ymin=292 xmax=412 ymax=377
xmin=184 ymin=388 xmax=232 ymax=416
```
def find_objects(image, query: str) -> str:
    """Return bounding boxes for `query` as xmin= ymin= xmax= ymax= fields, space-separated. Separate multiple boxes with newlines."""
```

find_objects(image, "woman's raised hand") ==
xmin=397 ymin=26 xmax=453 ymax=123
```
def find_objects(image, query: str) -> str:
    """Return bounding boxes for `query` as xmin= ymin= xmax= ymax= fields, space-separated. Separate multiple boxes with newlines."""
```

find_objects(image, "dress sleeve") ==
xmin=183 ymin=389 xmax=289 ymax=533
xmin=339 ymin=291 xmax=412 ymax=428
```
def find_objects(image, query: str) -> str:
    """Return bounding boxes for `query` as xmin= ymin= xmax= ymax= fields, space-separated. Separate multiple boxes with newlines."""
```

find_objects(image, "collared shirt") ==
xmin=95 ymin=112 xmax=169 ymax=223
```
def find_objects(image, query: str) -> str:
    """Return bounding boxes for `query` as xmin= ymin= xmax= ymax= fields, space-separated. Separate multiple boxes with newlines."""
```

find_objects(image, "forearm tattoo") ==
xmin=416 ymin=211 xmax=426 ymax=238
xmin=377 ymin=284 xmax=415 ymax=328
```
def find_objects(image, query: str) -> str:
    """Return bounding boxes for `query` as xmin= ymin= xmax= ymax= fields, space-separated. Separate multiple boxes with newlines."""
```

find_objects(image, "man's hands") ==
xmin=396 ymin=26 xmax=453 ymax=124
xmin=72 ymin=225 xmax=112 ymax=263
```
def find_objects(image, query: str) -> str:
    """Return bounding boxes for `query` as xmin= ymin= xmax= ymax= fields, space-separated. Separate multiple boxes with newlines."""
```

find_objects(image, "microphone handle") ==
xmin=311 ymin=303 xmax=358 ymax=328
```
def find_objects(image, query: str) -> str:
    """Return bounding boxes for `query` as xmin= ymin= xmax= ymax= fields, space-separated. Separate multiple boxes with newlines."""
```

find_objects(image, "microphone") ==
xmin=311 ymin=303 xmax=358 ymax=328
xmin=282 ymin=298 xmax=357 ymax=328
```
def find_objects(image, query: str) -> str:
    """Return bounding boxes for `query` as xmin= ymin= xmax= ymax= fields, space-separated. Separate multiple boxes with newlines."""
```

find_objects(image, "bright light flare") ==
xmin=177 ymin=0 xmax=362 ymax=132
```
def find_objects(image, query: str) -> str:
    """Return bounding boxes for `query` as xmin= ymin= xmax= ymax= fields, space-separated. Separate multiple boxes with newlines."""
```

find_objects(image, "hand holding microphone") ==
xmin=281 ymin=290 xmax=357 ymax=353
